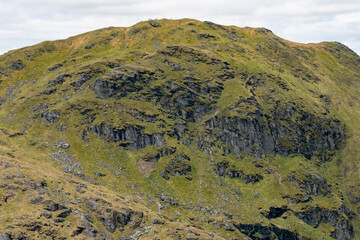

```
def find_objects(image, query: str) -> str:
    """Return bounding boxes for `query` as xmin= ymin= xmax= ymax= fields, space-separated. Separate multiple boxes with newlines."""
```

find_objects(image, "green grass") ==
xmin=0 ymin=18 xmax=359 ymax=239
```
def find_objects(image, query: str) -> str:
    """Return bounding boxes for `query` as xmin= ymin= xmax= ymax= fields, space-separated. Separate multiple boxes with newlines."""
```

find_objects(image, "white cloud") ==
xmin=0 ymin=0 xmax=359 ymax=55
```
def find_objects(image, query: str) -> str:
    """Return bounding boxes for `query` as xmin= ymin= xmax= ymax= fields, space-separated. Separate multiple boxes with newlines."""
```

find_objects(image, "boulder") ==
xmin=10 ymin=60 xmax=25 ymax=71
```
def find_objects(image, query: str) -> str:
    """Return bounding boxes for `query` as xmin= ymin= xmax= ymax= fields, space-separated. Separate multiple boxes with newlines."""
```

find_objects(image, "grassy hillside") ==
xmin=0 ymin=18 xmax=359 ymax=240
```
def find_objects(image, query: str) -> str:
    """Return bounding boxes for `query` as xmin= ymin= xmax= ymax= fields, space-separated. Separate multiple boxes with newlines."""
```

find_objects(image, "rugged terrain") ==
xmin=0 ymin=19 xmax=359 ymax=239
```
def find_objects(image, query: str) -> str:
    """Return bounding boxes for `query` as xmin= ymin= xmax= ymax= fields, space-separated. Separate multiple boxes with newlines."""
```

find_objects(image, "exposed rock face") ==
xmin=143 ymin=147 xmax=176 ymax=162
xmin=10 ymin=60 xmax=26 ymax=71
xmin=346 ymin=192 xmax=360 ymax=204
xmin=87 ymin=123 xmax=164 ymax=150
xmin=261 ymin=206 xmax=288 ymax=219
xmin=161 ymin=154 xmax=192 ymax=180
xmin=41 ymin=110 xmax=60 ymax=123
xmin=71 ymin=63 xmax=108 ymax=88
xmin=204 ymin=98 xmax=345 ymax=159
xmin=293 ymin=206 xmax=355 ymax=240
xmin=48 ymin=74 xmax=71 ymax=86
xmin=215 ymin=161 xmax=263 ymax=184
xmin=48 ymin=63 xmax=63 ymax=71
xmin=157 ymin=80 xmax=223 ymax=121
xmin=52 ymin=150 xmax=82 ymax=174
xmin=0 ymin=232 xmax=12 ymax=240
xmin=83 ymin=197 xmax=143 ymax=233
xmin=149 ymin=20 xmax=161 ymax=28
xmin=235 ymin=223 xmax=307 ymax=240
xmin=288 ymin=171 xmax=331 ymax=196
xmin=71 ymin=73 xmax=92 ymax=88
xmin=91 ymin=66 xmax=155 ymax=99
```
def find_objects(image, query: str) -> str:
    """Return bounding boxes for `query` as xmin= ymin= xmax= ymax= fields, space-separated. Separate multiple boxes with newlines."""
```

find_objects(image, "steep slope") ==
xmin=0 ymin=18 xmax=359 ymax=240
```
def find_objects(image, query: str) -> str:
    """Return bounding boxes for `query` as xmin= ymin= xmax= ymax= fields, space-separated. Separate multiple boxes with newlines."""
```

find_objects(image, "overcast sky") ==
xmin=1 ymin=0 xmax=359 ymax=55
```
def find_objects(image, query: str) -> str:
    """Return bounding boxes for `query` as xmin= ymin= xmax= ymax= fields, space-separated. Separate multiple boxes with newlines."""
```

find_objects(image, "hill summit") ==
xmin=0 ymin=18 xmax=360 ymax=240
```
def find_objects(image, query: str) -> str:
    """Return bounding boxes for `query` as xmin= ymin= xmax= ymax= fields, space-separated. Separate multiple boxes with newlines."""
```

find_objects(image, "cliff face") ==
xmin=0 ymin=19 xmax=359 ymax=240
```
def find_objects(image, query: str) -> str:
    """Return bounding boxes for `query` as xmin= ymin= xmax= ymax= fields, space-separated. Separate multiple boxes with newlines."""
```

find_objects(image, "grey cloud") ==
xmin=0 ymin=0 xmax=359 ymax=55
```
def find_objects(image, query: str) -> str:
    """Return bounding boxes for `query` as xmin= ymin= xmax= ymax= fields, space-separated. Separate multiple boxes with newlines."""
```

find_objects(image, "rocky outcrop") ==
xmin=41 ymin=110 xmax=60 ymax=123
xmin=261 ymin=206 xmax=288 ymax=219
xmin=0 ymin=232 xmax=12 ymax=240
xmin=48 ymin=63 xmax=63 ymax=71
xmin=52 ymin=150 xmax=82 ymax=175
xmin=159 ymin=83 xmax=215 ymax=121
xmin=48 ymin=74 xmax=71 ymax=86
xmin=91 ymin=66 xmax=155 ymax=99
xmin=293 ymin=206 xmax=355 ymax=240
xmin=204 ymin=97 xmax=345 ymax=160
xmin=143 ymin=147 xmax=176 ymax=162
xmin=10 ymin=60 xmax=26 ymax=71
xmin=161 ymin=154 xmax=192 ymax=180
xmin=71 ymin=63 xmax=107 ymax=88
xmin=144 ymin=79 xmax=224 ymax=122
xmin=282 ymin=193 xmax=312 ymax=204
xmin=215 ymin=161 xmax=263 ymax=184
xmin=149 ymin=20 xmax=161 ymax=28
xmin=235 ymin=223 xmax=307 ymax=240
xmin=85 ymin=123 xmax=164 ymax=150
xmin=83 ymin=197 xmax=143 ymax=233
xmin=288 ymin=171 xmax=331 ymax=196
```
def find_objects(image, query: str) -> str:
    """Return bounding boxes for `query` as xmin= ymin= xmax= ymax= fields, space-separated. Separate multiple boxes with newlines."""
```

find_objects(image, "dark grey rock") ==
xmin=29 ymin=196 xmax=43 ymax=204
xmin=288 ymin=172 xmax=331 ymax=196
xmin=57 ymin=209 xmax=71 ymax=218
xmin=41 ymin=88 xmax=56 ymax=95
xmin=71 ymin=73 xmax=92 ymax=88
xmin=129 ymin=29 xmax=139 ymax=36
xmin=161 ymin=156 xmax=191 ymax=180
xmin=215 ymin=161 xmax=263 ymax=184
xmin=0 ymin=233 xmax=12 ymax=240
xmin=48 ymin=64 xmax=63 ymax=71
xmin=56 ymin=139 xmax=70 ymax=149
xmin=346 ymin=192 xmax=360 ymax=204
xmin=91 ymin=66 xmax=155 ymax=99
xmin=282 ymin=193 xmax=312 ymax=204
xmin=160 ymin=170 xmax=169 ymax=180
xmin=56 ymin=123 xmax=68 ymax=131
xmin=41 ymin=110 xmax=60 ymax=123
xmin=224 ymin=224 xmax=235 ymax=231
xmin=204 ymin=21 xmax=226 ymax=30
xmin=84 ymin=228 xmax=97 ymax=237
xmin=261 ymin=206 xmax=288 ymax=219
xmin=293 ymin=206 xmax=355 ymax=240
xmin=152 ymin=218 xmax=164 ymax=224
xmin=90 ymin=123 xmax=164 ymax=150
xmin=52 ymin=150 xmax=82 ymax=174
xmin=198 ymin=33 xmax=216 ymax=39
xmin=53 ymin=218 xmax=64 ymax=223
xmin=85 ymin=43 xmax=95 ymax=49
xmin=116 ymin=210 xmax=132 ymax=227
xmin=183 ymin=138 xmax=191 ymax=146
xmin=235 ymin=223 xmax=305 ymax=240
xmin=71 ymin=227 xmax=85 ymax=237
xmin=174 ymin=124 xmax=187 ymax=139
xmin=160 ymin=194 xmax=180 ymax=206
xmin=45 ymin=202 xmax=67 ymax=212
xmin=48 ymin=74 xmax=71 ymax=86
xmin=203 ymin=97 xmax=345 ymax=160
xmin=143 ymin=147 xmax=176 ymax=162
xmin=10 ymin=60 xmax=26 ymax=71
xmin=149 ymin=20 xmax=161 ymax=27
xmin=41 ymin=211 xmax=52 ymax=219
xmin=95 ymin=172 xmax=106 ymax=177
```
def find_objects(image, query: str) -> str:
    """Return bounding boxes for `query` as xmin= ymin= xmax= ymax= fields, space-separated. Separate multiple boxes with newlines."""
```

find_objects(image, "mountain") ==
xmin=0 ymin=18 xmax=359 ymax=240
